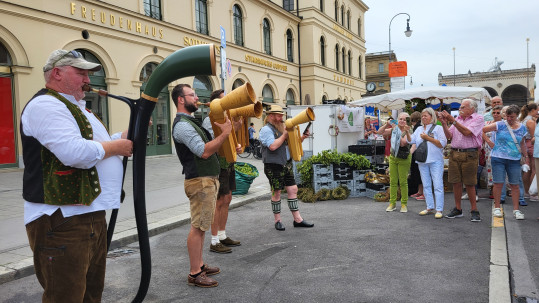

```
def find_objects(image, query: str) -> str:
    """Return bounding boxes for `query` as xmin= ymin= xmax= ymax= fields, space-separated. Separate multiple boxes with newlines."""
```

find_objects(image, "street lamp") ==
xmin=453 ymin=47 xmax=456 ymax=86
xmin=527 ymin=38 xmax=530 ymax=102
xmin=410 ymin=76 xmax=413 ymax=86
xmin=389 ymin=13 xmax=412 ymax=90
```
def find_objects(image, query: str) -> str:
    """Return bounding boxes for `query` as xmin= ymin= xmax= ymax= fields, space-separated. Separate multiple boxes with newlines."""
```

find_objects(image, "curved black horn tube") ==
xmin=105 ymin=94 xmax=137 ymax=251
xmin=130 ymin=44 xmax=216 ymax=303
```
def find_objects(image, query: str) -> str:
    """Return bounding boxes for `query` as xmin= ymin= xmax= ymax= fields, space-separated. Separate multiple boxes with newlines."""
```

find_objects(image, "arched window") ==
xmin=262 ymin=84 xmax=274 ymax=103
xmin=334 ymin=1 xmax=338 ymax=22
xmin=286 ymin=30 xmax=293 ymax=62
xmin=320 ymin=0 xmax=324 ymax=12
xmin=341 ymin=5 xmax=345 ymax=26
xmin=232 ymin=78 xmax=245 ymax=90
xmin=358 ymin=56 xmax=362 ymax=79
xmin=263 ymin=18 xmax=272 ymax=55
xmin=322 ymin=95 xmax=327 ymax=103
xmin=335 ymin=45 xmax=339 ymax=71
xmin=233 ymin=5 xmax=244 ymax=46
xmin=342 ymin=47 xmax=346 ymax=74
xmin=79 ymin=49 xmax=108 ymax=127
xmin=347 ymin=10 xmax=351 ymax=30
xmin=195 ymin=0 xmax=208 ymax=35
xmin=348 ymin=50 xmax=352 ymax=76
xmin=193 ymin=76 xmax=213 ymax=91
xmin=140 ymin=61 xmax=171 ymax=155
xmin=320 ymin=37 xmax=326 ymax=66
xmin=0 ymin=43 xmax=12 ymax=66
xmin=286 ymin=89 xmax=295 ymax=105
xmin=358 ymin=18 xmax=362 ymax=37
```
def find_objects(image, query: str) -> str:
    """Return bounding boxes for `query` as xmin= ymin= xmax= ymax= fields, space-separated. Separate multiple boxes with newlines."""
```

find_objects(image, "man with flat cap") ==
xmin=260 ymin=104 xmax=314 ymax=230
xmin=21 ymin=50 xmax=132 ymax=302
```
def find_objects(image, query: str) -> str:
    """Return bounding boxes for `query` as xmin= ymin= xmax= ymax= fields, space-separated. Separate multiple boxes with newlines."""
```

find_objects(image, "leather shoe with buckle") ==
xmin=275 ymin=221 xmax=285 ymax=231
xmin=187 ymin=271 xmax=218 ymax=288
xmin=293 ymin=220 xmax=314 ymax=228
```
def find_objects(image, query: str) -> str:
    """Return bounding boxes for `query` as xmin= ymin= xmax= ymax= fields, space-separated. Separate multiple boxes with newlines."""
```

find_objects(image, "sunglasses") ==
xmin=51 ymin=50 xmax=83 ymax=68
xmin=492 ymin=112 xmax=501 ymax=115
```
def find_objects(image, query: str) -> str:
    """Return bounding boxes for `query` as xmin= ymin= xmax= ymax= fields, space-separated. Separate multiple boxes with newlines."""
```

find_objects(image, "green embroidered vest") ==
xmin=41 ymin=89 xmax=102 ymax=206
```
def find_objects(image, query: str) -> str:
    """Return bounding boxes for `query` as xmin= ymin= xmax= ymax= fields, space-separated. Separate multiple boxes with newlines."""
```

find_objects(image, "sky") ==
xmin=363 ymin=0 xmax=539 ymax=99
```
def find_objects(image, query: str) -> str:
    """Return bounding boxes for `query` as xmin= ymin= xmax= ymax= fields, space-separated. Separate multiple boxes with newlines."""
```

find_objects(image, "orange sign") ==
xmin=389 ymin=61 xmax=407 ymax=77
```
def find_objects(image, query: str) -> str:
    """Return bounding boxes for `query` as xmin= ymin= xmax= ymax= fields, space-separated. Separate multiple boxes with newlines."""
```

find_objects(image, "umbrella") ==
xmin=350 ymin=86 xmax=493 ymax=110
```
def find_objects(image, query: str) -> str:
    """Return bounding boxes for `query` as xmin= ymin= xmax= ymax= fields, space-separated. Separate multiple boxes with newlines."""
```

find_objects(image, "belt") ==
xmin=452 ymin=148 xmax=478 ymax=152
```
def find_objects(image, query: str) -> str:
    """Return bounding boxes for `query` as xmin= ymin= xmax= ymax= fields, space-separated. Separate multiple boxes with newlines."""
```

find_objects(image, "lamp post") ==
xmin=527 ymin=38 xmax=530 ymax=102
xmin=389 ymin=13 xmax=412 ymax=91
xmin=410 ymin=76 xmax=413 ymax=86
xmin=453 ymin=47 xmax=456 ymax=86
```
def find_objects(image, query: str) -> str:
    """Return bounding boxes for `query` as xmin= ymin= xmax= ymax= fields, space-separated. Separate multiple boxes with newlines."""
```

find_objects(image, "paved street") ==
xmin=0 ymin=155 xmax=538 ymax=302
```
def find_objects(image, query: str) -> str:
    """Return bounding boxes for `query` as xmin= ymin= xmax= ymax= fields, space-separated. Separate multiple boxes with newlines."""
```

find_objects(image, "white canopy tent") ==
xmin=350 ymin=86 xmax=493 ymax=110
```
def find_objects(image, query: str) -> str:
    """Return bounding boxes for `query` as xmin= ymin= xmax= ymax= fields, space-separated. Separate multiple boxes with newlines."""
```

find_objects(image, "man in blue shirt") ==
xmin=248 ymin=122 xmax=256 ymax=148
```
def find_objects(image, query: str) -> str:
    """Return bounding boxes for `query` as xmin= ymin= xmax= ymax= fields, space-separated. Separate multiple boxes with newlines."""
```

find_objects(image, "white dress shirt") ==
xmin=21 ymin=92 xmax=123 ymax=224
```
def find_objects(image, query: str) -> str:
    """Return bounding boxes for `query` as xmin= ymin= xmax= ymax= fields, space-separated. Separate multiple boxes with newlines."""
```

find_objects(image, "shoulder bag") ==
xmin=504 ymin=120 xmax=527 ymax=166
xmin=414 ymin=124 xmax=436 ymax=163
xmin=396 ymin=128 xmax=411 ymax=159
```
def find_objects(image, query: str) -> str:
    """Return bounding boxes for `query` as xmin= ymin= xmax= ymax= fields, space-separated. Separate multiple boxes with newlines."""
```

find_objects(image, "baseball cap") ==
xmin=43 ymin=50 xmax=101 ymax=72
xmin=266 ymin=104 xmax=285 ymax=115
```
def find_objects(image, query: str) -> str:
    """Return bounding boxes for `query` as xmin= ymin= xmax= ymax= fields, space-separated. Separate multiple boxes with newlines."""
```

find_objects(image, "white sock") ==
xmin=211 ymin=235 xmax=220 ymax=245
xmin=217 ymin=230 xmax=226 ymax=241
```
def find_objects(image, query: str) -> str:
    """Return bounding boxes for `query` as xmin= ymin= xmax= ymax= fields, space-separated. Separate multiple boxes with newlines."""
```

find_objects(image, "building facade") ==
xmin=0 ymin=0 xmax=368 ymax=168
xmin=363 ymin=51 xmax=396 ymax=96
xmin=438 ymin=65 xmax=536 ymax=107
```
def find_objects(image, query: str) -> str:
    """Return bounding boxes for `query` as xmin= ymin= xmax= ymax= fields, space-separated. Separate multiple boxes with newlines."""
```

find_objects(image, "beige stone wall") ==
xmin=0 ymin=0 xmax=367 ymax=163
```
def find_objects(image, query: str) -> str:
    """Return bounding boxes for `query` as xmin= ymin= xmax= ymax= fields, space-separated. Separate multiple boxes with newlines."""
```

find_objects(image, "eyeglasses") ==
xmin=181 ymin=93 xmax=197 ymax=98
xmin=492 ymin=112 xmax=501 ymax=115
xmin=51 ymin=50 xmax=83 ymax=68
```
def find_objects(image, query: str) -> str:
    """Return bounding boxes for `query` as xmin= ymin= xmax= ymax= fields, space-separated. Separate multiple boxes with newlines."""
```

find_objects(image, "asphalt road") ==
xmin=0 ymin=194 xmax=495 ymax=303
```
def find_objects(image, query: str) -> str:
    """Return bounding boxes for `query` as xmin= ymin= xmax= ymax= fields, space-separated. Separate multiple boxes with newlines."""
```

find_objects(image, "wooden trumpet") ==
xmin=285 ymin=107 xmax=315 ymax=161
xmin=209 ymin=83 xmax=257 ymax=163
xmin=229 ymin=101 xmax=263 ymax=153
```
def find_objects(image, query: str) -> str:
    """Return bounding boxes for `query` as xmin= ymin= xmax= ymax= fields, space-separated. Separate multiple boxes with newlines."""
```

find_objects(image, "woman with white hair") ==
xmin=410 ymin=108 xmax=447 ymax=218
xmin=379 ymin=112 xmax=412 ymax=213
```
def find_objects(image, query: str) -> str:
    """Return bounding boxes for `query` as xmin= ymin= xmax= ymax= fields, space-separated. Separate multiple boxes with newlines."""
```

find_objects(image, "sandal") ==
xmin=415 ymin=195 xmax=425 ymax=201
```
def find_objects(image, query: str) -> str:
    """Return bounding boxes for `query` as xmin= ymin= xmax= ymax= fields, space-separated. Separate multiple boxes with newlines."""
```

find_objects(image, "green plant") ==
xmin=332 ymin=186 xmax=349 ymax=200
xmin=297 ymin=150 xmax=371 ymax=186
xmin=301 ymin=188 xmax=316 ymax=203
xmin=315 ymin=188 xmax=332 ymax=201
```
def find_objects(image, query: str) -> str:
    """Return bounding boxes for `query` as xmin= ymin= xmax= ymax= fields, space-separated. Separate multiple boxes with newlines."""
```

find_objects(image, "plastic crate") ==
xmin=373 ymin=155 xmax=385 ymax=165
xmin=333 ymin=163 xmax=353 ymax=180
xmin=313 ymin=174 xmax=333 ymax=183
xmin=349 ymin=187 xmax=366 ymax=198
xmin=313 ymin=180 xmax=333 ymax=192
xmin=354 ymin=180 xmax=367 ymax=190
xmin=313 ymin=164 xmax=333 ymax=175
xmin=353 ymin=170 xmax=366 ymax=181
xmin=333 ymin=180 xmax=353 ymax=191
xmin=357 ymin=139 xmax=372 ymax=145
xmin=367 ymin=182 xmax=388 ymax=190
xmin=365 ymin=188 xmax=379 ymax=199
xmin=348 ymin=145 xmax=374 ymax=156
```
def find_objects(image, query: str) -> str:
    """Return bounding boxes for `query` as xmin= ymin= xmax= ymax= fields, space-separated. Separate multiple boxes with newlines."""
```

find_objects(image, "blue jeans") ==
xmin=418 ymin=161 xmax=445 ymax=212
xmin=491 ymin=157 xmax=524 ymax=202
xmin=501 ymin=175 xmax=525 ymax=203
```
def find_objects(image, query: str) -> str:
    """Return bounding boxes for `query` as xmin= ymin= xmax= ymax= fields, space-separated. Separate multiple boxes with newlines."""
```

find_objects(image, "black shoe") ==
xmin=500 ymin=200 xmax=505 ymax=204
xmin=275 ymin=221 xmax=285 ymax=231
xmin=293 ymin=220 xmax=314 ymax=228
xmin=445 ymin=207 xmax=463 ymax=219
xmin=470 ymin=210 xmax=481 ymax=222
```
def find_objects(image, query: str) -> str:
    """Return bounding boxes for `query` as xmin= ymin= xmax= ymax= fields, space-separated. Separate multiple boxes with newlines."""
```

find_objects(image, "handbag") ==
xmin=504 ymin=120 xmax=527 ymax=166
xmin=414 ymin=124 xmax=436 ymax=163
xmin=393 ymin=127 xmax=410 ymax=159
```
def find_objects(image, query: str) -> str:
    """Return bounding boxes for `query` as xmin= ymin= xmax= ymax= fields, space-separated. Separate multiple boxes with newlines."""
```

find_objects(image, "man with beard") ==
xmin=171 ymin=84 xmax=232 ymax=287
xmin=260 ymin=105 xmax=314 ymax=230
